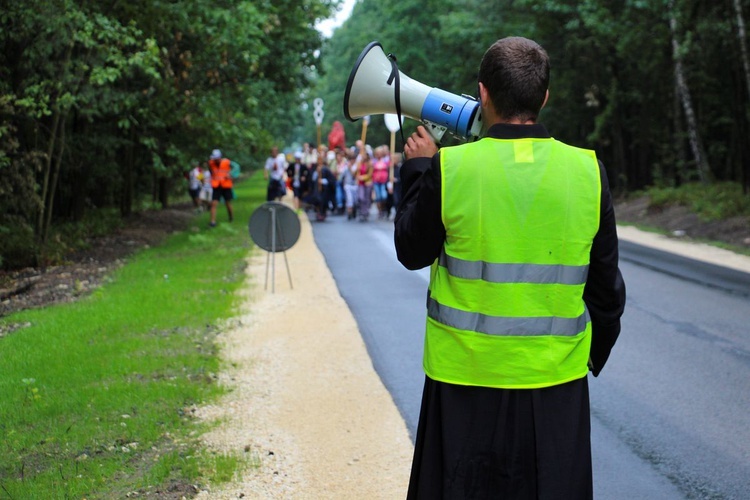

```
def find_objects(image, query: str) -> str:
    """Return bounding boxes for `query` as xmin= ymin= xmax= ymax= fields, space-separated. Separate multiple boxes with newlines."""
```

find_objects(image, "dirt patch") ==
xmin=614 ymin=195 xmax=750 ymax=250
xmin=0 ymin=204 xmax=197 ymax=318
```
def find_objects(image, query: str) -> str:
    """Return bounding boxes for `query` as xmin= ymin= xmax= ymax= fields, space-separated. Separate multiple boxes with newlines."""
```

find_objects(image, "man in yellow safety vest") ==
xmin=395 ymin=36 xmax=626 ymax=499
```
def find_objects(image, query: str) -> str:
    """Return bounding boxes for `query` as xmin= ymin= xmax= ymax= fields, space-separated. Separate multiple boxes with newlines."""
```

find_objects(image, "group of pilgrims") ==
xmin=265 ymin=137 xmax=403 ymax=223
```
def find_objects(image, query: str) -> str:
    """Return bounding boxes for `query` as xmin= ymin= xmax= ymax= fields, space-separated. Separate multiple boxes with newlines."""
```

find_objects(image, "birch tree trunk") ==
xmin=731 ymin=0 xmax=750 ymax=193
xmin=732 ymin=0 xmax=750 ymax=103
xmin=668 ymin=0 xmax=711 ymax=183
xmin=673 ymin=72 xmax=688 ymax=185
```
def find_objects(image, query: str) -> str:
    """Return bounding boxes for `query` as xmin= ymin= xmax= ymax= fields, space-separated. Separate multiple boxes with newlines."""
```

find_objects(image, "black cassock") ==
xmin=408 ymin=376 xmax=592 ymax=499
xmin=394 ymin=124 xmax=626 ymax=499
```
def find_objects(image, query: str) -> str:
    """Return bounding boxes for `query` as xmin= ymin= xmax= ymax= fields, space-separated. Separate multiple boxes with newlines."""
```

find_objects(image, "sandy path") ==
xmin=195 ymin=208 xmax=414 ymax=499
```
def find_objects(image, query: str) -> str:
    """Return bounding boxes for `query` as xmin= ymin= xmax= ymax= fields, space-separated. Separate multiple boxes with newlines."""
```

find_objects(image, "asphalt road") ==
xmin=309 ymin=210 xmax=750 ymax=499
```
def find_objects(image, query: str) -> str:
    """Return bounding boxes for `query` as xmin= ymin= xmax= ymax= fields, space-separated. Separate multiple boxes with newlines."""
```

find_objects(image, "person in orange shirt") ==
xmin=208 ymin=149 xmax=234 ymax=227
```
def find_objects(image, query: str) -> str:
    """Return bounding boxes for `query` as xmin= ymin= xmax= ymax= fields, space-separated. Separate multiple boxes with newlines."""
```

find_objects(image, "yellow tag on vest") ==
xmin=514 ymin=141 xmax=534 ymax=163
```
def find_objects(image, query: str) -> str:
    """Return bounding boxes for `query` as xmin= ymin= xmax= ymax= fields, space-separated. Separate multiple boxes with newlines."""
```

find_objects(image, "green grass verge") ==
xmin=0 ymin=173 xmax=266 ymax=498
xmin=641 ymin=181 xmax=750 ymax=220
xmin=619 ymin=181 xmax=750 ymax=256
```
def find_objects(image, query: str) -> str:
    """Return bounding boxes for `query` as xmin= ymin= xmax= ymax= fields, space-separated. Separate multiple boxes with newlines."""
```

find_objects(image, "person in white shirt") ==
xmin=264 ymin=146 xmax=287 ymax=201
xmin=302 ymin=142 xmax=318 ymax=170
xmin=188 ymin=163 xmax=202 ymax=209
xmin=199 ymin=163 xmax=212 ymax=212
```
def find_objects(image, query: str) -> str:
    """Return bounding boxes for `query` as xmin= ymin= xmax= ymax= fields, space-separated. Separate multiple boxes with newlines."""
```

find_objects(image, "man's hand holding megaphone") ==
xmin=404 ymin=125 xmax=439 ymax=160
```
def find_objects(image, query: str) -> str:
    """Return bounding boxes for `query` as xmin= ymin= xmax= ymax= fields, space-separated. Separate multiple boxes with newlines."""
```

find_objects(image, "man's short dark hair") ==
xmin=478 ymin=37 xmax=550 ymax=122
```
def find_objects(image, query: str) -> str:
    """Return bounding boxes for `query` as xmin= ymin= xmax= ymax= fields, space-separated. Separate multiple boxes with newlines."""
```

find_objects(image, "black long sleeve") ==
xmin=584 ymin=162 xmax=626 ymax=376
xmin=394 ymin=154 xmax=445 ymax=270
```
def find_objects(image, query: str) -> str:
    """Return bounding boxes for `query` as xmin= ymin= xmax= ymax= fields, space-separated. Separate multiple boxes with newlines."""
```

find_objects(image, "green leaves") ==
xmin=313 ymin=0 xmax=750 ymax=195
xmin=0 ymin=0 xmax=335 ymax=268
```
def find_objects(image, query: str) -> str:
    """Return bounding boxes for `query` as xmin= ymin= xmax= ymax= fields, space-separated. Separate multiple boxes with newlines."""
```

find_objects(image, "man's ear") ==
xmin=478 ymin=82 xmax=498 ymax=124
xmin=479 ymin=82 xmax=489 ymax=107
xmin=541 ymin=89 xmax=549 ymax=110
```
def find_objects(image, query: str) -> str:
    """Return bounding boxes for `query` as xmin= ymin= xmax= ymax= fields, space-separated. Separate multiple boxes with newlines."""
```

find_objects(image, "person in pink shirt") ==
xmin=372 ymin=145 xmax=391 ymax=219
xmin=355 ymin=141 xmax=374 ymax=222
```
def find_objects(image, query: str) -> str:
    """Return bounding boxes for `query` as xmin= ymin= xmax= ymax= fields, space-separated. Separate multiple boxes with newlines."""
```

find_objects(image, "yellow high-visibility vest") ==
xmin=424 ymin=137 xmax=601 ymax=388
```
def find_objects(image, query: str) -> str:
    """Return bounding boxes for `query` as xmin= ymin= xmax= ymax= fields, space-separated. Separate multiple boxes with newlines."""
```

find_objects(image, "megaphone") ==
xmin=343 ymin=41 xmax=482 ymax=143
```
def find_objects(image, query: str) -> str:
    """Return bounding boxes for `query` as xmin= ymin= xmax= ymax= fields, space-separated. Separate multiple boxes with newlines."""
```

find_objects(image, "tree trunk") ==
xmin=120 ymin=128 xmax=135 ymax=217
xmin=732 ymin=0 xmax=750 ymax=103
xmin=71 ymin=158 xmax=86 ymax=222
xmin=611 ymin=107 xmax=627 ymax=191
xmin=41 ymin=112 xmax=68 ymax=245
xmin=731 ymin=0 xmax=750 ymax=194
xmin=152 ymin=169 xmax=158 ymax=206
xmin=668 ymin=0 xmax=711 ymax=183
xmin=673 ymin=72 xmax=688 ymax=186
xmin=158 ymin=177 xmax=169 ymax=209
xmin=36 ymin=109 xmax=61 ymax=238
xmin=36 ymin=42 xmax=74 ymax=240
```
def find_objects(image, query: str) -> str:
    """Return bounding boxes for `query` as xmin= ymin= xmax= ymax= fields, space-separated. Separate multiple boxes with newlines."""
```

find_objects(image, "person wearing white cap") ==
xmin=208 ymin=149 xmax=234 ymax=226
xmin=263 ymin=146 xmax=286 ymax=202
xmin=286 ymin=151 xmax=309 ymax=212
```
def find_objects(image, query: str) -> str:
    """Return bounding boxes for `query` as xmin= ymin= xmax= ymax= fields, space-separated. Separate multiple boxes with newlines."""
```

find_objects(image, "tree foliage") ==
xmin=0 ymin=0 xmax=335 ymax=268
xmin=2 ymin=0 xmax=749 ymax=269
xmin=312 ymin=0 xmax=750 ymax=197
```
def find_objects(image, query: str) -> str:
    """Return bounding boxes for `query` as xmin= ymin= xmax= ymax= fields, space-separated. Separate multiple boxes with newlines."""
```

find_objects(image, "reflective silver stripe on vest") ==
xmin=439 ymin=251 xmax=589 ymax=285
xmin=427 ymin=296 xmax=589 ymax=337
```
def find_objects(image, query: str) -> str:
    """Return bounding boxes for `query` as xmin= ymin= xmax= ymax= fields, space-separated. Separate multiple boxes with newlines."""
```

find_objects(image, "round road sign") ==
xmin=248 ymin=202 xmax=301 ymax=252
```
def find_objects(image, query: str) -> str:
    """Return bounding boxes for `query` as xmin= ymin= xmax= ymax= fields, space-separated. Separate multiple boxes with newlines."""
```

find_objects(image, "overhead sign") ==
xmin=313 ymin=98 xmax=325 ymax=126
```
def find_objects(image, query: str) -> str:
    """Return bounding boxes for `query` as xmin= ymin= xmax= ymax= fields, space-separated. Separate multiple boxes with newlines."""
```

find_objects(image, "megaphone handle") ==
xmin=423 ymin=121 xmax=446 ymax=144
xmin=404 ymin=123 xmax=442 ymax=161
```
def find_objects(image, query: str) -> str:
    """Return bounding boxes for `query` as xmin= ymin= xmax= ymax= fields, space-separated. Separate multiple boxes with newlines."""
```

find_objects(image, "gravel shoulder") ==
xmin=617 ymin=225 xmax=750 ymax=273
xmin=194 ymin=211 xmax=414 ymax=498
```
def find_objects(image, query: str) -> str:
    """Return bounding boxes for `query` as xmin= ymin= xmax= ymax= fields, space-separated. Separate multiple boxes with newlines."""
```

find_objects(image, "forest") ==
xmin=2 ymin=0 xmax=749 ymax=269
xmin=0 ymin=0 xmax=334 ymax=268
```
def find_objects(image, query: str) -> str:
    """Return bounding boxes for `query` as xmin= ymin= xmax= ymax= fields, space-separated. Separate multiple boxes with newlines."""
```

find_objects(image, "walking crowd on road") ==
xmin=261 ymin=139 xmax=403 ymax=223
xmin=184 ymin=136 xmax=403 ymax=229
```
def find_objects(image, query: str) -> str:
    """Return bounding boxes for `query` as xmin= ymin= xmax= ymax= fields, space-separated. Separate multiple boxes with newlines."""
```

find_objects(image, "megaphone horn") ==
xmin=343 ymin=41 xmax=482 ymax=142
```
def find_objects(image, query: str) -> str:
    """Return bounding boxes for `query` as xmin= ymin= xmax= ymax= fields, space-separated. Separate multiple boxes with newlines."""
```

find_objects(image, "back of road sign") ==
xmin=248 ymin=202 xmax=301 ymax=252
